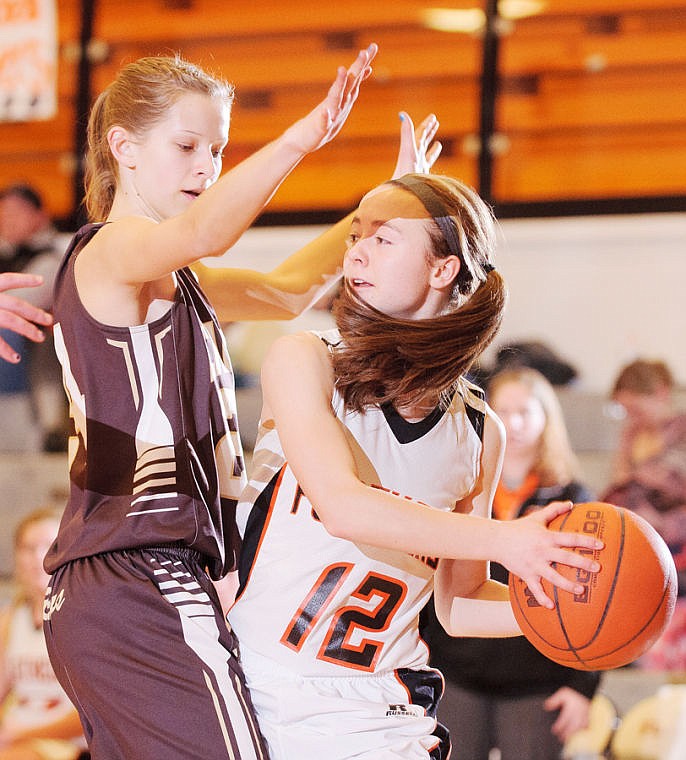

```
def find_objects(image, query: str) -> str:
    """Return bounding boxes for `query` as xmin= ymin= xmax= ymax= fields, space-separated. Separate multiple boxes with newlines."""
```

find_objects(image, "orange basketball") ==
xmin=508 ymin=502 xmax=678 ymax=671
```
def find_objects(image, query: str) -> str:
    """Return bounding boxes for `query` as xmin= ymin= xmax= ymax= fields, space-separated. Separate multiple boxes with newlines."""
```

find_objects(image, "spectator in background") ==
xmin=0 ymin=185 xmax=68 ymax=453
xmin=602 ymin=358 xmax=686 ymax=670
xmin=421 ymin=367 xmax=600 ymax=760
xmin=0 ymin=507 xmax=85 ymax=760
xmin=473 ymin=340 xmax=578 ymax=389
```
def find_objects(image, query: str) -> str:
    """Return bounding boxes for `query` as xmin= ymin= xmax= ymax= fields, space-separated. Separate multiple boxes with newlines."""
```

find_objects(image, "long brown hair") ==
xmin=84 ymin=55 xmax=234 ymax=221
xmin=332 ymin=174 xmax=507 ymax=412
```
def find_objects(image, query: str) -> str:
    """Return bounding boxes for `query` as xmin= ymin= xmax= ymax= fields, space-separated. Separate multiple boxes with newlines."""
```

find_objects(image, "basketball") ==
xmin=508 ymin=502 xmax=678 ymax=671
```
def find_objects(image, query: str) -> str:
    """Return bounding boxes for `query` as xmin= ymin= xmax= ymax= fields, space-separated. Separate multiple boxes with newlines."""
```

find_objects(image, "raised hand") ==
xmin=0 ymin=272 xmax=53 ymax=363
xmin=499 ymin=501 xmax=603 ymax=609
xmin=283 ymin=43 xmax=378 ymax=155
xmin=392 ymin=112 xmax=442 ymax=178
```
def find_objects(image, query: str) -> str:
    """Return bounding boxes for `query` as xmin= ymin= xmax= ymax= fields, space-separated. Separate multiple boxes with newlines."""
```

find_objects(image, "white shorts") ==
xmin=238 ymin=644 xmax=450 ymax=759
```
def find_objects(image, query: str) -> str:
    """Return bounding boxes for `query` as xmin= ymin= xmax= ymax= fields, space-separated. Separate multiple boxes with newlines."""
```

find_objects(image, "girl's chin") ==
xmin=351 ymin=287 xmax=373 ymax=305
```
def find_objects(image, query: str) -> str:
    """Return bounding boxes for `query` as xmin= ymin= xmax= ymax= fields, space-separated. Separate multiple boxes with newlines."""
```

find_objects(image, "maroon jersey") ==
xmin=45 ymin=223 xmax=246 ymax=579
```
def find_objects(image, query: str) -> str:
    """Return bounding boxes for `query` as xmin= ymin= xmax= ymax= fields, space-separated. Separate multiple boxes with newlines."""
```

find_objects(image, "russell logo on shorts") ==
xmin=385 ymin=704 xmax=424 ymax=718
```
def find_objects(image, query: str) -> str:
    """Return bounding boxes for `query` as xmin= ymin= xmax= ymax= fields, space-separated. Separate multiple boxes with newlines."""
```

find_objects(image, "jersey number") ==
xmin=280 ymin=563 xmax=407 ymax=672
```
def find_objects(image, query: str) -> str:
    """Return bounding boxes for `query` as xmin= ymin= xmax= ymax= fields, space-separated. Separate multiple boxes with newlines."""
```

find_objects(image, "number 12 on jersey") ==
xmin=280 ymin=562 xmax=407 ymax=672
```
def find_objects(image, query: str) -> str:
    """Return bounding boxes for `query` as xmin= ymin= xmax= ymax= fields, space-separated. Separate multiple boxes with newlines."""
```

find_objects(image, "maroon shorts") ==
xmin=44 ymin=546 xmax=268 ymax=760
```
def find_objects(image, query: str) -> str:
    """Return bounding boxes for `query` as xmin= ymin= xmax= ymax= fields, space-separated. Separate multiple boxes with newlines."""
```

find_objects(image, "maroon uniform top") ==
xmin=45 ymin=223 xmax=246 ymax=580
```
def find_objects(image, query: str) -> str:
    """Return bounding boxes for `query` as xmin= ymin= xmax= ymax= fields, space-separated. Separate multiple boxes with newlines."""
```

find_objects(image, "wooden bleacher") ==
xmin=0 ymin=0 xmax=685 ymax=223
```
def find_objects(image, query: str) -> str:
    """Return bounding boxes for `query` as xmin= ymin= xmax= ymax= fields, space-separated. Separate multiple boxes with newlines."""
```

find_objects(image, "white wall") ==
xmin=213 ymin=211 xmax=686 ymax=394
xmin=490 ymin=212 xmax=686 ymax=393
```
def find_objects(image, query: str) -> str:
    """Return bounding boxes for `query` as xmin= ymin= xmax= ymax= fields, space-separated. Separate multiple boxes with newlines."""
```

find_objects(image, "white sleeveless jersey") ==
xmin=229 ymin=329 xmax=487 ymax=678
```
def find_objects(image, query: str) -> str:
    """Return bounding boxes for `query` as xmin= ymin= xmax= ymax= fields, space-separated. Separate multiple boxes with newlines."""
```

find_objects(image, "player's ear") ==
xmin=107 ymin=125 xmax=137 ymax=169
xmin=430 ymin=255 xmax=460 ymax=289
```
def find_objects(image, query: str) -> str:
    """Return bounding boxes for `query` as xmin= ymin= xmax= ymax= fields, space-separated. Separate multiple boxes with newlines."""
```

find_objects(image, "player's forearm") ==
xmin=435 ymin=577 xmax=520 ymax=637
xmin=194 ymin=215 xmax=350 ymax=322
xmin=187 ymin=134 xmax=309 ymax=260
xmin=316 ymin=480 xmax=511 ymax=562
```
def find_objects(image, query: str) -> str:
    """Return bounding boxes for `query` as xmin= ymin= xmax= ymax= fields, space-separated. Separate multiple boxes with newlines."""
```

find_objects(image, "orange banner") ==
xmin=0 ymin=0 xmax=57 ymax=122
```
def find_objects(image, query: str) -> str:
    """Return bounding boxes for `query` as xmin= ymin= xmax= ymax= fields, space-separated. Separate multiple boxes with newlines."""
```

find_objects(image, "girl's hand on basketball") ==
xmin=282 ymin=44 xmax=377 ymax=155
xmin=392 ymin=112 xmax=442 ymax=178
xmin=502 ymin=501 xmax=603 ymax=609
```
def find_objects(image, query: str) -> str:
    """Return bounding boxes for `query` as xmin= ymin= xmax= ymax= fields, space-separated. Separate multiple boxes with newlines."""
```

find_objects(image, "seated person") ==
xmin=0 ymin=508 xmax=86 ymax=760
xmin=421 ymin=367 xmax=599 ymax=760
xmin=602 ymin=358 xmax=686 ymax=670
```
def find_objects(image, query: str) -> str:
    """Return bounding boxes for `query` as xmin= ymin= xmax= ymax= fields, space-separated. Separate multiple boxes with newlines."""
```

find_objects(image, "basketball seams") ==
xmin=572 ymin=509 xmax=624 ymax=663
xmin=536 ymin=509 xmax=620 ymax=668
xmin=508 ymin=502 xmax=677 ymax=671
xmin=579 ymin=582 xmax=674 ymax=668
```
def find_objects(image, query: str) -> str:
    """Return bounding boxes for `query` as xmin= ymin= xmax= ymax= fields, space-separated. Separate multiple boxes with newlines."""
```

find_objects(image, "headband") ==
xmin=391 ymin=175 xmax=495 ymax=274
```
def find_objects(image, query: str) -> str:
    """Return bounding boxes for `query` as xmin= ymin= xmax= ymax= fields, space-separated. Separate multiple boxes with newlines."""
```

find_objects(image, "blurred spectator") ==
xmin=474 ymin=340 xmax=579 ymax=388
xmin=0 ymin=507 xmax=85 ymax=759
xmin=602 ymin=358 xmax=686 ymax=670
xmin=421 ymin=367 xmax=599 ymax=760
xmin=0 ymin=185 xmax=68 ymax=453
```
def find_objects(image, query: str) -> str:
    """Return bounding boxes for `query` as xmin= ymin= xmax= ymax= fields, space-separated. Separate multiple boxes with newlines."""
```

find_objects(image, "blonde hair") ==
xmin=84 ymin=55 xmax=234 ymax=220
xmin=14 ymin=506 xmax=61 ymax=548
xmin=488 ymin=367 xmax=581 ymax=487
xmin=333 ymin=174 xmax=507 ymax=412
xmin=12 ymin=507 xmax=62 ymax=606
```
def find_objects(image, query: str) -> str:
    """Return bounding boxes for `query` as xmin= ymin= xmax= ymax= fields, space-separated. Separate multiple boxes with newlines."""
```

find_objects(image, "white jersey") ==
xmin=229 ymin=329 xmax=487 ymax=678
xmin=3 ymin=603 xmax=79 ymax=733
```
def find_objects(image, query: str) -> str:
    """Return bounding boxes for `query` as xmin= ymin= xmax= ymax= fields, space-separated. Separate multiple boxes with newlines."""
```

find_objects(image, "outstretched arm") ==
xmin=0 ymin=273 xmax=53 ymax=363
xmin=194 ymin=217 xmax=349 ymax=322
xmin=261 ymin=334 xmax=603 ymax=610
xmin=196 ymin=111 xmax=443 ymax=322
xmin=94 ymin=45 xmax=377 ymax=287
